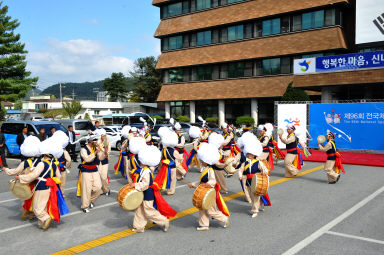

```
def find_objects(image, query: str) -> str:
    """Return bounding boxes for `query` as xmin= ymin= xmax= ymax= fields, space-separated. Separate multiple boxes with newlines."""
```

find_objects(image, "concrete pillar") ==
xmin=218 ymin=100 xmax=225 ymax=125
xmin=189 ymin=101 xmax=196 ymax=123
xmin=321 ymin=87 xmax=333 ymax=102
xmin=165 ymin=102 xmax=170 ymax=119
xmin=251 ymin=99 xmax=258 ymax=127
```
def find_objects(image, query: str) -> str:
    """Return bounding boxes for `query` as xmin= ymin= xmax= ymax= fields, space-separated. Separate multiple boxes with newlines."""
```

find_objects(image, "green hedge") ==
xmin=176 ymin=115 xmax=190 ymax=123
xmin=152 ymin=115 xmax=164 ymax=120
xmin=206 ymin=117 xmax=219 ymax=123
xmin=236 ymin=116 xmax=255 ymax=126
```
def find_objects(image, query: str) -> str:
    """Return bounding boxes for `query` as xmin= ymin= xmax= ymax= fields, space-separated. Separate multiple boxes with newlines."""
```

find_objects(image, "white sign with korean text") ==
xmin=277 ymin=104 xmax=308 ymax=149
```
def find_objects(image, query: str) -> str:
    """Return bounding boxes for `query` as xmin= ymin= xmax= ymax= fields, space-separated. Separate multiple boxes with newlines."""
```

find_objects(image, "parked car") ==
xmin=56 ymin=119 xmax=95 ymax=150
xmin=1 ymin=120 xmax=68 ymax=156
xmin=101 ymin=126 xmax=123 ymax=150
xmin=151 ymin=123 xmax=190 ymax=143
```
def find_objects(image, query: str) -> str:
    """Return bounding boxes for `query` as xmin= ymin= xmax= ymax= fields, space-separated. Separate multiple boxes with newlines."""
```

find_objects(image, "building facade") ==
xmin=153 ymin=0 xmax=384 ymax=125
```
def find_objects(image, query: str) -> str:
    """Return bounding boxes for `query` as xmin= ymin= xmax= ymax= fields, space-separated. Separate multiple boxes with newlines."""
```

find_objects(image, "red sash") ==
xmin=82 ymin=164 xmax=97 ymax=169
xmin=327 ymin=153 xmax=345 ymax=174
xmin=150 ymin=182 xmax=177 ymax=218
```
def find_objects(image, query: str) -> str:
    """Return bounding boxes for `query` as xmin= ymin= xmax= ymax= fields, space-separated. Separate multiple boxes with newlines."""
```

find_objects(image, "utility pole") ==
xmin=72 ymin=88 xmax=76 ymax=100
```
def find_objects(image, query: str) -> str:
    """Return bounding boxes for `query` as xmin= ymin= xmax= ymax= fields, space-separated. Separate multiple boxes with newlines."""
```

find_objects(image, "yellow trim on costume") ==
xmin=199 ymin=167 xmax=210 ymax=181
xmin=244 ymin=159 xmax=258 ymax=171
xmin=258 ymin=134 xmax=266 ymax=141
xmin=26 ymin=158 xmax=33 ymax=168
xmin=76 ymin=173 xmax=82 ymax=197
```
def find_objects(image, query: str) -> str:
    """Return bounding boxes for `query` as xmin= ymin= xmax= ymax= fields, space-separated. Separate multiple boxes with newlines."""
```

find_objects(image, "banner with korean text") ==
xmin=294 ymin=50 xmax=384 ymax=75
xmin=308 ymin=103 xmax=384 ymax=151
xmin=277 ymin=104 xmax=307 ymax=149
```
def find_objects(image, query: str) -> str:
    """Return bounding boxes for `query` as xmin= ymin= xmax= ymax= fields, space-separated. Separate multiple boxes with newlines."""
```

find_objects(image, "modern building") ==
xmin=153 ymin=0 xmax=384 ymax=125
xmin=22 ymin=99 xmax=159 ymax=120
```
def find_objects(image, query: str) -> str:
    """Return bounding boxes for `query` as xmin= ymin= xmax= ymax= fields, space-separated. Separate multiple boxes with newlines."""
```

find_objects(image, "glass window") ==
xmin=220 ymin=28 xmax=228 ymax=42
xmin=254 ymin=21 xmax=262 ymax=37
xmin=183 ymin=68 xmax=191 ymax=82
xmin=162 ymin=38 xmax=169 ymax=51
xmin=281 ymin=16 xmax=290 ymax=33
xmin=292 ymin=15 xmax=302 ymax=31
xmin=212 ymin=0 xmax=219 ymax=8
xmin=270 ymin=58 xmax=281 ymax=75
xmin=255 ymin=61 xmax=262 ymax=76
xmin=219 ymin=64 xmax=228 ymax=79
xmin=302 ymin=10 xmax=324 ymax=30
xmin=190 ymin=33 xmax=197 ymax=47
xmin=244 ymin=23 xmax=253 ymax=39
xmin=228 ymin=62 xmax=244 ymax=78
xmin=182 ymin=1 xmax=190 ymax=14
xmin=325 ymin=9 xmax=335 ymax=26
xmin=169 ymin=36 xmax=182 ymax=50
xmin=263 ymin=18 xmax=280 ymax=36
xmin=263 ymin=58 xmax=280 ymax=75
xmin=228 ymin=25 xmax=243 ymax=41
xmin=170 ymin=101 xmax=190 ymax=118
xmin=197 ymin=31 xmax=211 ymax=46
xmin=196 ymin=100 xmax=218 ymax=119
xmin=183 ymin=35 xmax=189 ymax=48
xmin=212 ymin=29 xmax=219 ymax=44
xmin=196 ymin=0 xmax=211 ymax=10
xmin=161 ymin=6 xmax=168 ymax=19
xmin=163 ymin=70 xmax=169 ymax=83
xmin=314 ymin=10 xmax=324 ymax=28
xmin=212 ymin=65 xmax=220 ymax=80
xmin=244 ymin=62 xmax=253 ymax=77
xmin=169 ymin=69 xmax=183 ymax=83
xmin=197 ymin=66 xmax=212 ymax=80
xmin=191 ymin=67 xmax=198 ymax=81
xmin=168 ymin=2 xmax=182 ymax=17
xmin=281 ymin=57 xmax=291 ymax=74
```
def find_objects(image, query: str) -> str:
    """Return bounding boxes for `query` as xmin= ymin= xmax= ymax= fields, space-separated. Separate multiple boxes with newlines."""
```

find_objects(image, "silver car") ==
xmin=56 ymin=119 xmax=95 ymax=151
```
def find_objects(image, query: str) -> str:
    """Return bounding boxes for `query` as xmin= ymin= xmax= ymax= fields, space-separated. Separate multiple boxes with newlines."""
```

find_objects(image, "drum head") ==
xmin=121 ymin=190 xmax=144 ymax=211
xmin=277 ymin=128 xmax=284 ymax=135
xmin=9 ymin=181 xmax=32 ymax=201
xmin=202 ymin=188 xmax=216 ymax=210
xmin=317 ymin=135 xmax=326 ymax=143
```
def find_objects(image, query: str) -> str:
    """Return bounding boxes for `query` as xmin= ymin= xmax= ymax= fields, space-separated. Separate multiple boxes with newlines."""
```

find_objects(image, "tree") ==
xmin=103 ymin=72 xmax=130 ymax=102
xmin=206 ymin=117 xmax=219 ymax=123
xmin=43 ymin=109 xmax=67 ymax=120
xmin=13 ymin=100 xmax=22 ymax=109
xmin=84 ymin=112 xmax=91 ymax=120
xmin=0 ymin=103 xmax=6 ymax=121
xmin=130 ymin=56 xmax=162 ymax=102
xmin=62 ymin=100 xmax=82 ymax=119
xmin=0 ymin=2 xmax=38 ymax=102
xmin=281 ymin=82 xmax=310 ymax=102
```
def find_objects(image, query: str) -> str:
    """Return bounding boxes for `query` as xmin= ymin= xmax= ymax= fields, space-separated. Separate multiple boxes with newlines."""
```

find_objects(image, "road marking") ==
xmin=282 ymin=185 xmax=384 ymax=255
xmin=52 ymin=165 xmax=324 ymax=255
xmin=0 ymin=183 xmax=190 ymax=235
xmin=326 ymin=231 xmax=384 ymax=245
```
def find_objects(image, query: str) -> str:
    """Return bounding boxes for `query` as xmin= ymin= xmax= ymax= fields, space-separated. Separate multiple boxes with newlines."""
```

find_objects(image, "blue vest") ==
xmin=23 ymin=158 xmax=41 ymax=169
xmin=140 ymin=168 xmax=154 ymax=201
xmin=267 ymin=135 xmax=274 ymax=148
xmin=176 ymin=134 xmax=184 ymax=154
xmin=326 ymin=141 xmax=337 ymax=160
xmin=80 ymin=146 xmax=99 ymax=173
xmin=223 ymin=132 xmax=234 ymax=150
xmin=243 ymin=160 xmax=260 ymax=186
xmin=286 ymin=134 xmax=298 ymax=154
xmin=35 ymin=161 xmax=57 ymax=190
xmin=163 ymin=147 xmax=176 ymax=161
xmin=235 ymin=152 xmax=246 ymax=169
xmin=200 ymin=168 xmax=210 ymax=183
xmin=259 ymin=135 xmax=270 ymax=152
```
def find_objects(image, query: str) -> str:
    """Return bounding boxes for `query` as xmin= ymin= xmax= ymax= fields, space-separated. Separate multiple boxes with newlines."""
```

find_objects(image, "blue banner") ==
xmin=308 ymin=103 xmax=384 ymax=151
xmin=316 ymin=50 xmax=384 ymax=73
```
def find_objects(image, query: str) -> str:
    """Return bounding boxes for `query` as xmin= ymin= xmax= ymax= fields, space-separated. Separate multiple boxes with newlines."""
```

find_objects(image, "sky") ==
xmin=4 ymin=0 xmax=161 ymax=89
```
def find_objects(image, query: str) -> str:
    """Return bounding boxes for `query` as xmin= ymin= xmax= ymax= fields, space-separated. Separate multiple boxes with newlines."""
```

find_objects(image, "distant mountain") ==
xmin=41 ymin=81 xmax=104 ymax=100
xmin=41 ymin=78 xmax=136 ymax=101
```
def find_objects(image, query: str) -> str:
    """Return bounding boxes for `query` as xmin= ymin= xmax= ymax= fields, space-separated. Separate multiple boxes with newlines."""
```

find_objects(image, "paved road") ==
xmin=0 ymin=151 xmax=383 ymax=255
